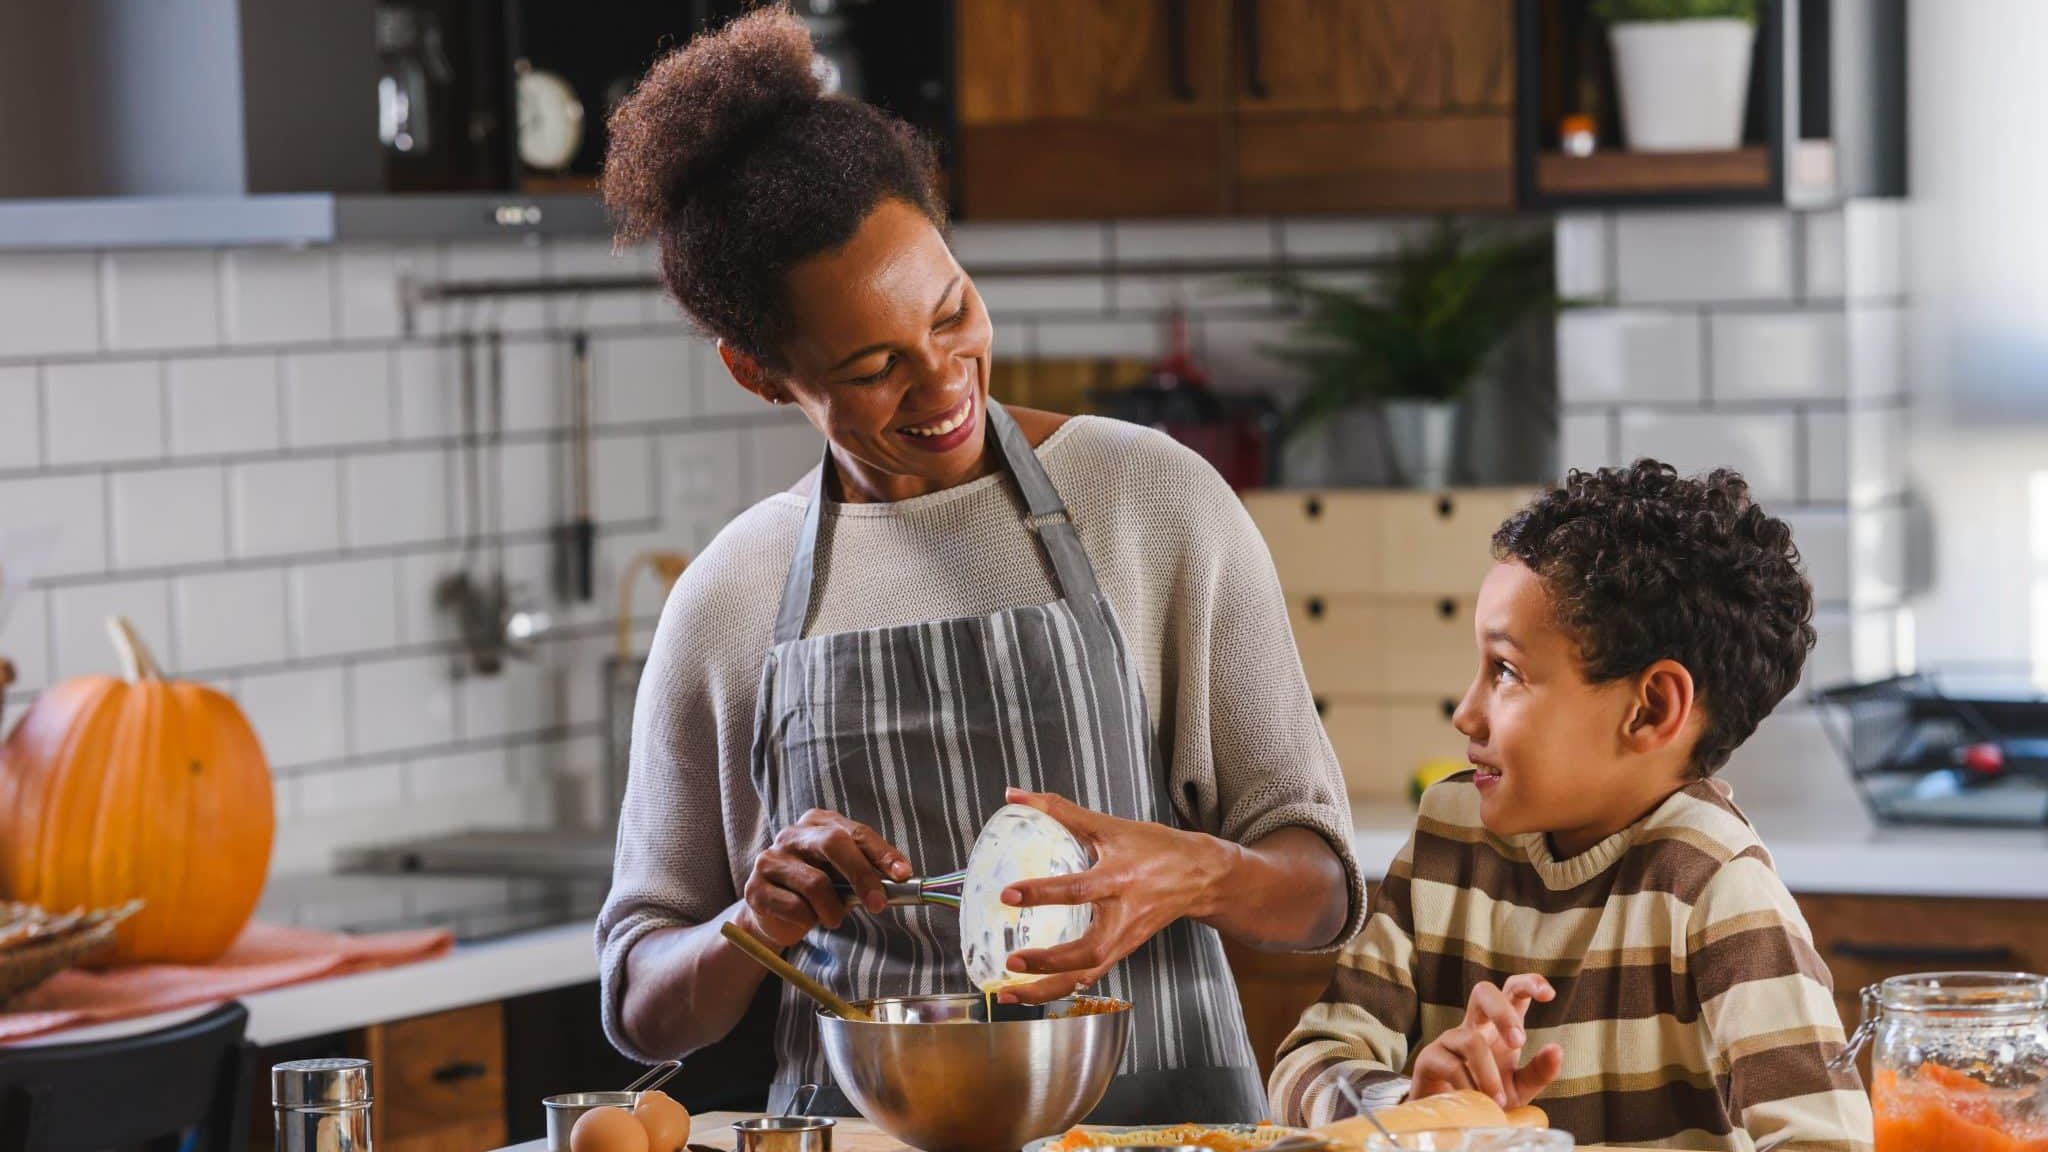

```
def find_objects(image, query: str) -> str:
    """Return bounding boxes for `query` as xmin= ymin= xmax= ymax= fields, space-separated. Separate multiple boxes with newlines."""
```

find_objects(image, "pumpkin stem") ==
xmin=105 ymin=616 xmax=163 ymax=682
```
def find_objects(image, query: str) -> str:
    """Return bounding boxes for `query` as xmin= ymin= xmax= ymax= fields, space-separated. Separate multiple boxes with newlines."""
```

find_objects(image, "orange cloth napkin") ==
xmin=0 ymin=921 xmax=454 ymax=1044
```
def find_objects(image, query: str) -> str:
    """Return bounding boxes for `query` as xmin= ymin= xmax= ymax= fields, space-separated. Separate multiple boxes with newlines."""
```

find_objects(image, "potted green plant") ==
xmin=1264 ymin=221 xmax=1554 ymax=489
xmin=1594 ymin=0 xmax=1761 ymax=152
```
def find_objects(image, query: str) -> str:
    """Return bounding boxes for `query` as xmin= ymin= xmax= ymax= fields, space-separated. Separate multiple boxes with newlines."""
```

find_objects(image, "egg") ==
xmin=633 ymin=1089 xmax=692 ymax=1152
xmin=572 ymin=1105 xmax=650 ymax=1152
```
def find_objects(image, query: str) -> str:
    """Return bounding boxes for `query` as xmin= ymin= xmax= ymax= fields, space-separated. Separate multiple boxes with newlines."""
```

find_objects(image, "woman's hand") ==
xmin=736 ymin=808 xmax=912 ymax=950
xmin=994 ymin=787 xmax=1239 ymax=1005
xmin=1406 ymin=974 xmax=1563 ymax=1109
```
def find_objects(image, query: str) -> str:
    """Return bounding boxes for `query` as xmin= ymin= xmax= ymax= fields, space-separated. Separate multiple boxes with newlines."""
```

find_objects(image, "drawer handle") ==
xmin=1827 ymin=942 xmax=2018 ymax=966
xmin=1304 ymin=496 xmax=1323 ymax=520
xmin=1436 ymin=496 xmax=1455 ymax=519
xmin=1437 ymin=597 xmax=1457 ymax=620
xmin=431 ymin=1060 xmax=490 ymax=1085
xmin=1440 ymin=698 xmax=1457 ymax=721
xmin=1306 ymin=597 xmax=1326 ymax=619
xmin=1313 ymin=696 xmax=1327 ymax=717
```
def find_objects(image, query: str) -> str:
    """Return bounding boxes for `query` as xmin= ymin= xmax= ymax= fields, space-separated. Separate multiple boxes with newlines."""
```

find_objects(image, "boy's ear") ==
xmin=718 ymin=340 xmax=794 ymax=407
xmin=1623 ymin=658 xmax=1696 ymax=756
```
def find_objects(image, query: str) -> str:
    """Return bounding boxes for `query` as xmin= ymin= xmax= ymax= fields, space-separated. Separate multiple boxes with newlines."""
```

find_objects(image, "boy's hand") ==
xmin=1407 ymin=974 xmax=1565 ymax=1109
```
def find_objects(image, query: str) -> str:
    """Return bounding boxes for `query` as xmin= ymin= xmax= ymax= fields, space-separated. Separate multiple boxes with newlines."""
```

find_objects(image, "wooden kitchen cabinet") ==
xmin=1796 ymin=894 xmax=2048 ymax=1044
xmin=951 ymin=0 xmax=1517 ymax=220
xmin=953 ymin=0 xmax=1233 ymax=219
xmin=361 ymin=1002 xmax=507 ymax=1152
xmin=1222 ymin=936 xmax=1339 ymax=1082
xmin=1233 ymin=0 xmax=1518 ymax=213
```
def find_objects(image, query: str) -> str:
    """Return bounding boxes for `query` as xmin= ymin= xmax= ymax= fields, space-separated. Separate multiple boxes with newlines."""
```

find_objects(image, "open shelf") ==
xmin=1533 ymin=146 xmax=1773 ymax=199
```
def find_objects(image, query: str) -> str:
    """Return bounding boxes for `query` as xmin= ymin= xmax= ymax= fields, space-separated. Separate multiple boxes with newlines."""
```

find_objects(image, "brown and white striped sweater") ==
xmin=1270 ymin=773 xmax=1873 ymax=1151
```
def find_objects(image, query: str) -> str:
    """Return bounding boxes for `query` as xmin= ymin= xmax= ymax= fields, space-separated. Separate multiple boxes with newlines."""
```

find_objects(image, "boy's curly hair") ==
xmin=1492 ymin=459 xmax=1816 ymax=777
xmin=601 ymin=5 xmax=945 ymax=367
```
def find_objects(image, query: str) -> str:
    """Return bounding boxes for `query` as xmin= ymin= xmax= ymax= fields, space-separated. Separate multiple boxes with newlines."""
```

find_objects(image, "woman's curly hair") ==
xmin=1492 ymin=459 xmax=1816 ymax=777
xmin=601 ymin=5 xmax=945 ymax=366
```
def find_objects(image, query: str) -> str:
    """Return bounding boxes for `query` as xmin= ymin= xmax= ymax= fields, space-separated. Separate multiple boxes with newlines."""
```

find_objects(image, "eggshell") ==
xmin=633 ymin=1089 xmax=692 ymax=1152
xmin=572 ymin=1105 xmax=650 ymax=1152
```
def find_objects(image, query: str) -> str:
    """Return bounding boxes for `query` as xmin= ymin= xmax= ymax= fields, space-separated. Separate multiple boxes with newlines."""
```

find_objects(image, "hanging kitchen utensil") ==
xmin=435 ymin=327 xmax=544 ymax=676
xmin=1090 ymin=311 xmax=1278 ymax=490
xmin=601 ymin=550 xmax=690 ymax=825
xmin=555 ymin=330 xmax=596 ymax=603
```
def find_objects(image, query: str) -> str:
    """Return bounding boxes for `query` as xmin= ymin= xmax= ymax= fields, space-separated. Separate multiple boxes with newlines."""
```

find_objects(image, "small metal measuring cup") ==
xmin=543 ymin=1060 xmax=683 ymax=1152
xmin=732 ymin=1084 xmax=833 ymax=1152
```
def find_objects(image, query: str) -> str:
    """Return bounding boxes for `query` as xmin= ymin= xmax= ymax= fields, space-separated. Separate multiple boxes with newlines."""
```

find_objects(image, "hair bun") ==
xmin=604 ymin=5 xmax=824 ymax=243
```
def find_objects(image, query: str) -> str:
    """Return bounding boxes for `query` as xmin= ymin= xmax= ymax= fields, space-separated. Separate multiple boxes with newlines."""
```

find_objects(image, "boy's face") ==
xmin=1452 ymin=561 xmax=1664 ymax=853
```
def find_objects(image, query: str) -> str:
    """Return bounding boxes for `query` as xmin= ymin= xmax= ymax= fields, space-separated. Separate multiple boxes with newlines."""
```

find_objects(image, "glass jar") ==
xmin=1842 ymin=972 xmax=2048 ymax=1151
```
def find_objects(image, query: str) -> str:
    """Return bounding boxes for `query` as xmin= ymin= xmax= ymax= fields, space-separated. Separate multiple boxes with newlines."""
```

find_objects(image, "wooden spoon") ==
xmin=718 ymin=921 xmax=874 ymax=1022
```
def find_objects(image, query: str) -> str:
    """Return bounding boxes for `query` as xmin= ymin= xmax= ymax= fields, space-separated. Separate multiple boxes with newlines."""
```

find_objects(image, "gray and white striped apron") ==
xmin=750 ymin=400 xmax=1265 ymax=1123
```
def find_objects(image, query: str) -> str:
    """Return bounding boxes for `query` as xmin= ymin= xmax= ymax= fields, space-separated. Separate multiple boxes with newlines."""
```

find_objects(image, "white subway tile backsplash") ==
xmin=1032 ymin=318 xmax=1165 ymax=359
xmin=285 ymin=349 xmax=394 ymax=448
xmin=230 ymin=458 xmax=342 ymax=559
xmin=0 ymin=588 xmax=50 ymax=693
xmin=545 ymin=240 xmax=650 ymax=329
xmin=239 ymin=665 xmax=347 ymax=768
xmin=0 ymin=253 xmax=100 ymax=358
xmin=344 ymin=449 xmax=451 ymax=548
xmin=111 ymin=465 xmax=226 ymax=569
xmin=298 ymin=762 xmax=407 ymax=814
xmin=1614 ymin=210 xmax=1794 ymax=304
xmin=1114 ymin=273 xmax=1272 ymax=313
xmin=1845 ymin=199 xmax=1907 ymax=300
xmin=349 ymin=654 xmax=459 ymax=756
xmin=1114 ymin=219 xmax=1275 ymax=264
xmin=595 ymin=435 xmax=655 ymax=524
xmin=168 ymin=354 xmax=281 ymax=458
xmin=458 ymin=659 xmax=558 ymax=742
xmin=396 ymin=549 xmax=462 ymax=646
xmin=1851 ymin=606 xmax=1905 ymax=683
xmin=1279 ymin=217 xmax=1421 ymax=261
xmin=1558 ymin=409 xmax=1618 ymax=474
xmin=1849 ymin=407 xmax=1905 ymax=507
xmin=100 ymin=251 xmax=221 ymax=352
xmin=1557 ymin=310 xmax=1703 ymax=404
xmin=0 ymin=474 xmax=108 ymax=577
xmin=661 ymin=428 xmax=749 ymax=527
xmin=406 ymin=750 xmax=508 ymax=801
xmin=1554 ymin=213 xmax=1613 ymax=301
xmin=1804 ymin=608 xmax=1853 ymax=696
xmin=443 ymin=241 xmax=548 ymax=332
xmin=949 ymin=222 xmax=1107 ymax=271
xmin=493 ymin=440 xmax=560 ymax=535
xmin=1196 ymin=315 xmax=1303 ymax=390
xmin=222 ymin=249 xmax=335 ymax=345
xmin=594 ymin=334 xmax=695 ymax=425
xmin=290 ymin=557 xmax=401 ymax=659
xmin=45 ymin=360 xmax=164 ymax=465
xmin=1847 ymin=305 xmax=1906 ymax=402
xmin=502 ymin=338 xmax=566 ymax=432
xmin=0 ymin=366 xmax=38 ymax=469
xmin=1709 ymin=311 xmax=1846 ymax=402
xmin=175 ymin=568 xmax=287 ymax=671
xmin=1805 ymin=409 xmax=1848 ymax=503
xmin=50 ymin=578 xmax=171 ymax=679
xmin=1780 ymin=509 xmax=1850 ymax=603
xmin=1616 ymin=409 xmax=1799 ymax=503
xmin=1852 ymin=504 xmax=1908 ymax=607
xmin=392 ymin=343 xmax=458 ymax=440
xmin=1803 ymin=209 xmax=1845 ymax=298
xmin=336 ymin=245 xmax=440 ymax=342
xmin=974 ymin=275 xmax=1111 ymax=317
xmin=749 ymin=420 xmax=824 ymax=500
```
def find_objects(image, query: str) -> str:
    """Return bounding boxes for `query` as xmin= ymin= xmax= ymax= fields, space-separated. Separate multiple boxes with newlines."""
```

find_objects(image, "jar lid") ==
xmin=272 ymin=1058 xmax=373 ymax=1108
xmin=1878 ymin=971 xmax=2048 ymax=1015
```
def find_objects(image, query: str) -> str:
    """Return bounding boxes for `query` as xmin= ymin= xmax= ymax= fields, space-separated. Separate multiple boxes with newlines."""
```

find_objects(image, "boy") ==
xmin=1270 ymin=461 xmax=1872 ymax=1151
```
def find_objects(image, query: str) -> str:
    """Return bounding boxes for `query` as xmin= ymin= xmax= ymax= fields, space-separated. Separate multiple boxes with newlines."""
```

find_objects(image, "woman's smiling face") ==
xmin=726 ymin=197 xmax=996 ymax=503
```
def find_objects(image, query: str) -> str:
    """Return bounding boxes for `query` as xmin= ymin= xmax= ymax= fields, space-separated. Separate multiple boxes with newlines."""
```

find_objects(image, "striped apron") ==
xmin=749 ymin=401 xmax=1265 ymax=1122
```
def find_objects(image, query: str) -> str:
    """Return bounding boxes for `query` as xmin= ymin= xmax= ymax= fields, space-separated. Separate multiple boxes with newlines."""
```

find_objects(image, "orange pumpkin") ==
xmin=0 ymin=616 xmax=273 ymax=964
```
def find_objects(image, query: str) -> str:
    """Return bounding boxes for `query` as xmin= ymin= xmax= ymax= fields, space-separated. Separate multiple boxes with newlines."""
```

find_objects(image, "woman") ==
xmin=596 ymin=8 xmax=1363 ymax=1123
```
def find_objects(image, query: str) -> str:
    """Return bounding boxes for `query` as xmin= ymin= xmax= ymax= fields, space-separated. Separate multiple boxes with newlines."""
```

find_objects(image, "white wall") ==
xmin=1901 ymin=0 xmax=2048 ymax=666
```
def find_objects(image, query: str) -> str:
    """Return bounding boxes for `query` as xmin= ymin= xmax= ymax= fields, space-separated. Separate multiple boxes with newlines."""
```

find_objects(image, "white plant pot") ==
xmin=1609 ymin=19 xmax=1756 ymax=152
xmin=1384 ymin=399 xmax=1460 ymax=491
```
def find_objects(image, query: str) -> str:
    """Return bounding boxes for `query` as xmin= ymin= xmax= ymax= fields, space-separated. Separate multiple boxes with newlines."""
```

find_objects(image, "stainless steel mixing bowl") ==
xmin=816 ymin=993 xmax=1131 ymax=1152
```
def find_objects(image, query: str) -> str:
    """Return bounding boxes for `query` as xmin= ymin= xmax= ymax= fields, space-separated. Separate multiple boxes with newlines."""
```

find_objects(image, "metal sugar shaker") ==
xmin=273 ymin=1057 xmax=374 ymax=1152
